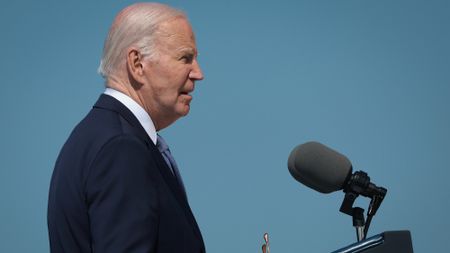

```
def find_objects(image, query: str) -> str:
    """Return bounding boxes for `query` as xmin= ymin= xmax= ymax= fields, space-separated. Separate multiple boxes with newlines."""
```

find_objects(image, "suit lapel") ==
xmin=93 ymin=94 xmax=204 ymax=245
xmin=150 ymin=146 xmax=204 ymax=243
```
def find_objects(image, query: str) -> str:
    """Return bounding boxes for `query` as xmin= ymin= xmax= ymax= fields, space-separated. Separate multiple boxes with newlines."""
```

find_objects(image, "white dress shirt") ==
xmin=104 ymin=88 xmax=157 ymax=145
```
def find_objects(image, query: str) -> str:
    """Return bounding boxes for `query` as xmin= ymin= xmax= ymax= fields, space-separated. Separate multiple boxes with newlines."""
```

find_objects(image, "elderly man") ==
xmin=48 ymin=3 xmax=204 ymax=253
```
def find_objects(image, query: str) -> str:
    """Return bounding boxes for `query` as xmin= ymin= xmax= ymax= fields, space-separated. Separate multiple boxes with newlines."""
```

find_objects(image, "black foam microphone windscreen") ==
xmin=288 ymin=142 xmax=352 ymax=193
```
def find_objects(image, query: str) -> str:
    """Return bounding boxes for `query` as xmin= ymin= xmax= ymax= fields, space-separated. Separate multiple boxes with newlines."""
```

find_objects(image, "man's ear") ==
xmin=126 ymin=48 xmax=146 ymax=83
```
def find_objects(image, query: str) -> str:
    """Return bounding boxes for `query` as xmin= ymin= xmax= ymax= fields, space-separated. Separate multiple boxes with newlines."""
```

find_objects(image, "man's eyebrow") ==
xmin=177 ymin=47 xmax=197 ymax=55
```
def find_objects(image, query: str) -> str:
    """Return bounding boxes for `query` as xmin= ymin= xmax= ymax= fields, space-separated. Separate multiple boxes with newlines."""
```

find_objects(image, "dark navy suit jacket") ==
xmin=48 ymin=94 xmax=205 ymax=253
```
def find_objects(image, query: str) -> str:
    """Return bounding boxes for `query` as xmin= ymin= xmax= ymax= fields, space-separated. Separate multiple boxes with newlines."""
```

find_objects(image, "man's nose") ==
xmin=189 ymin=60 xmax=204 ymax=81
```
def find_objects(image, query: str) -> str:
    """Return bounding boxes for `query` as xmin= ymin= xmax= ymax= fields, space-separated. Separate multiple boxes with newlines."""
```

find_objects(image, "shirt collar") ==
xmin=104 ymin=88 xmax=157 ymax=145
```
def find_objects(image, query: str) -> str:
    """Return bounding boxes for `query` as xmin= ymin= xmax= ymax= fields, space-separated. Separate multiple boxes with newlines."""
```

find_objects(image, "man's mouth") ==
xmin=180 ymin=90 xmax=194 ymax=96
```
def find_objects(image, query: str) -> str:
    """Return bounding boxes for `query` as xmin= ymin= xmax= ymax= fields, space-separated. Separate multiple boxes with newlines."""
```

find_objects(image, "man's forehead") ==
xmin=156 ymin=18 xmax=196 ymax=50
xmin=157 ymin=18 xmax=194 ymax=38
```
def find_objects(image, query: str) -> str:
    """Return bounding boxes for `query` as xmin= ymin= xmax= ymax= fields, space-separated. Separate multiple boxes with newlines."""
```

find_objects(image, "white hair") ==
xmin=98 ymin=2 xmax=186 ymax=80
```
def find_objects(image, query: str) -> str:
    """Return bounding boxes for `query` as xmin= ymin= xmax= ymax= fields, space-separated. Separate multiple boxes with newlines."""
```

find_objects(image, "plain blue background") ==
xmin=0 ymin=0 xmax=449 ymax=252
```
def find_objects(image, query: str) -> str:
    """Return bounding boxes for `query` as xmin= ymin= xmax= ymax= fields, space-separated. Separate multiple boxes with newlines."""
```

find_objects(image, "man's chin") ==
xmin=176 ymin=105 xmax=191 ymax=117
xmin=181 ymin=107 xmax=191 ymax=116
xmin=179 ymin=97 xmax=192 ymax=112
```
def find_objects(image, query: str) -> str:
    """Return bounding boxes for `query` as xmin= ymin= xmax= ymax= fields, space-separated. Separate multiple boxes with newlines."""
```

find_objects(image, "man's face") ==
xmin=140 ymin=18 xmax=203 ymax=128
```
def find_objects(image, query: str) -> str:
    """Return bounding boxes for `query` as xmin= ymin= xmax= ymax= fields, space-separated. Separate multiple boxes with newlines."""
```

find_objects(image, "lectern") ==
xmin=332 ymin=230 xmax=413 ymax=253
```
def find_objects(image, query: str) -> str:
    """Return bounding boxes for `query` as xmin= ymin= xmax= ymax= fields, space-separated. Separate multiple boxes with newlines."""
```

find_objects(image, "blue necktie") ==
xmin=156 ymin=134 xmax=187 ymax=197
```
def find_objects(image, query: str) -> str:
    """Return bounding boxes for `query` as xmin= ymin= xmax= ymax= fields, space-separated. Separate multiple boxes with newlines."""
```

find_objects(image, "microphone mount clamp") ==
xmin=339 ymin=170 xmax=387 ymax=242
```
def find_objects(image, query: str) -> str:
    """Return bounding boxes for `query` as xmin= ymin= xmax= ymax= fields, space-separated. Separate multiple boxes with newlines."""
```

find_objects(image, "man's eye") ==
xmin=181 ymin=54 xmax=194 ymax=63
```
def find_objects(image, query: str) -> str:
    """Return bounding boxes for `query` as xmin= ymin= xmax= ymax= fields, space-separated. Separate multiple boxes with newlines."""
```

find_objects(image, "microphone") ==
xmin=287 ymin=141 xmax=387 ymax=240
xmin=287 ymin=141 xmax=386 ymax=197
xmin=288 ymin=141 xmax=352 ymax=193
